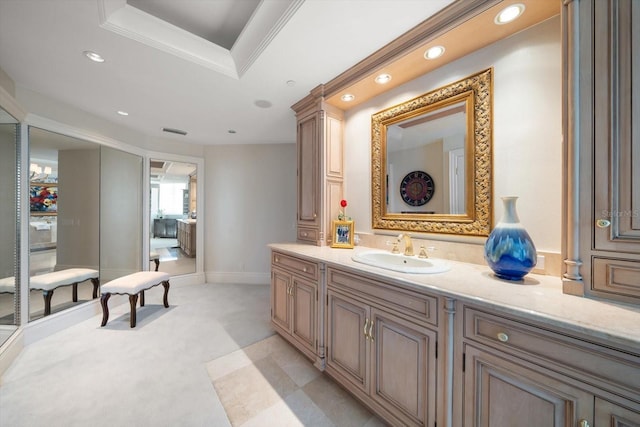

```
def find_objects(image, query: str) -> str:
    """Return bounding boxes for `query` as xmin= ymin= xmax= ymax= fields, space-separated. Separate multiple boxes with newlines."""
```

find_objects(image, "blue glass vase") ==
xmin=484 ymin=196 xmax=537 ymax=281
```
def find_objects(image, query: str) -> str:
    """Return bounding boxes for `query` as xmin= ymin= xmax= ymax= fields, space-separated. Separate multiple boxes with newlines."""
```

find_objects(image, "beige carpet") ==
xmin=207 ymin=334 xmax=386 ymax=427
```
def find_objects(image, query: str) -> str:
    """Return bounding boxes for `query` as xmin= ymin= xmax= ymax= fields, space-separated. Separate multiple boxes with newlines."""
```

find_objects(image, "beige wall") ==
xmin=204 ymin=143 xmax=296 ymax=280
xmin=56 ymin=148 xmax=100 ymax=271
xmin=344 ymin=16 xmax=562 ymax=253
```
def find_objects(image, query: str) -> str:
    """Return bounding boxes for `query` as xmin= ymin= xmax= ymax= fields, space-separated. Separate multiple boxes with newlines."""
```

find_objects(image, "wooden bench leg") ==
xmin=72 ymin=283 xmax=78 ymax=302
xmin=162 ymin=281 xmax=170 ymax=308
xmin=91 ymin=278 xmax=100 ymax=299
xmin=100 ymin=293 xmax=111 ymax=326
xmin=153 ymin=259 xmax=160 ymax=271
xmin=140 ymin=290 xmax=145 ymax=307
xmin=43 ymin=290 xmax=53 ymax=316
xmin=129 ymin=294 xmax=138 ymax=328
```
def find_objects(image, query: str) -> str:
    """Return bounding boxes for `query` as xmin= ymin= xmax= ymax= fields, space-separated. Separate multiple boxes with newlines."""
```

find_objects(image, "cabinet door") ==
xmin=463 ymin=345 xmax=593 ymax=427
xmin=370 ymin=308 xmax=435 ymax=427
xmin=595 ymin=398 xmax=640 ymax=427
xmin=297 ymin=112 xmax=320 ymax=226
xmin=271 ymin=269 xmax=291 ymax=332
xmin=326 ymin=291 xmax=370 ymax=393
xmin=291 ymin=277 xmax=316 ymax=354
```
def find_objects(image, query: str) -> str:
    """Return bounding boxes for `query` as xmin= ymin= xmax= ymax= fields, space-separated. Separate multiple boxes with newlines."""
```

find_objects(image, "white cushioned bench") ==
xmin=0 ymin=277 xmax=15 ymax=294
xmin=100 ymin=271 xmax=170 ymax=328
xmin=30 ymin=268 xmax=100 ymax=316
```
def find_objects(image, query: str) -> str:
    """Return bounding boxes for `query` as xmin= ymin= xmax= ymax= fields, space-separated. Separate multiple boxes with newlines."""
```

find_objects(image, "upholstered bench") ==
xmin=0 ymin=277 xmax=15 ymax=294
xmin=30 ymin=268 xmax=100 ymax=316
xmin=150 ymin=252 xmax=160 ymax=271
xmin=100 ymin=271 xmax=170 ymax=328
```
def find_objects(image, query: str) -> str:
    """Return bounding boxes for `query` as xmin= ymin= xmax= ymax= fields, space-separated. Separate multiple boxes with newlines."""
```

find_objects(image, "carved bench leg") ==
xmin=72 ymin=282 xmax=78 ymax=302
xmin=162 ymin=281 xmax=170 ymax=308
xmin=100 ymin=293 xmax=111 ymax=326
xmin=43 ymin=290 xmax=53 ymax=316
xmin=153 ymin=259 xmax=159 ymax=271
xmin=91 ymin=278 xmax=100 ymax=299
xmin=129 ymin=294 xmax=138 ymax=328
xmin=140 ymin=290 xmax=145 ymax=307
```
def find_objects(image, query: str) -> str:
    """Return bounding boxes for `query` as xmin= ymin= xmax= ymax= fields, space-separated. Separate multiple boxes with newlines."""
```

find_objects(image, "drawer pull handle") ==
xmin=368 ymin=320 xmax=374 ymax=342
xmin=497 ymin=332 xmax=509 ymax=342
xmin=596 ymin=219 xmax=611 ymax=228
xmin=579 ymin=420 xmax=590 ymax=427
xmin=363 ymin=319 xmax=370 ymax=340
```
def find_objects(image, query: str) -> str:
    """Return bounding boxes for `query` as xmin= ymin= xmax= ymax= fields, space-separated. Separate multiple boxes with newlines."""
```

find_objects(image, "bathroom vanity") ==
xmin=270 ymin=244 xmax=640 ymax=427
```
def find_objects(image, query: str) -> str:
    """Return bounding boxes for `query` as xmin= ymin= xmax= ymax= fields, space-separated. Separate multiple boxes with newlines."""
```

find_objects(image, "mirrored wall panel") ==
xmin=28 ymin=127 xmax=100 ymax=320
xmin=149 ymin=158 xmax=196 ymax=276
xmin=0 ymin=106 xmax=19 ymax=344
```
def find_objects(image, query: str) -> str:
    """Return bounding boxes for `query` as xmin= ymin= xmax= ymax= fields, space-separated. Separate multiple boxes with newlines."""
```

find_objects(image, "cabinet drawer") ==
xmin=272 ymin=251 xmax=318 ymax=280
xmin=463 ymin=307 xmax=640 ymax=396
xmin=297 ymin=227 xmax=319 ymax=243
xmin=327 ymin=267 xmax=437 ymax=326
xmin=592 ymin=257 xmax=640 ymax=299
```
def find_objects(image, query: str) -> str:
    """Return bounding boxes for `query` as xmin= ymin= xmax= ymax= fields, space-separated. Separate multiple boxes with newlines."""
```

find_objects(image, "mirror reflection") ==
xmin=0 ymin=106 xmax=18 ymax=344
xmin=386 ymin=100 xmax=467 ymax=215
xmin=372 ymin=68 xmax=493 ymax=236
xmin=28 ymin=127 xmax=100 ymax=320
xmin=149 ymin=159 xmax=196 ymax=276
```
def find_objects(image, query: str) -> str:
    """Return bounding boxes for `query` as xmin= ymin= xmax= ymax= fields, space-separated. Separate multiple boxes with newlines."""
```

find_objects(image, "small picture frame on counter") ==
xmin=331 ymin=220 xmax=354 ymax=248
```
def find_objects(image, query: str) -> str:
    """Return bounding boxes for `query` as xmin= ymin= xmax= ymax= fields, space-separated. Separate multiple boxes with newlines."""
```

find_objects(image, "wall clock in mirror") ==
xmin=400 ymin=170 xmax=434 ymax=206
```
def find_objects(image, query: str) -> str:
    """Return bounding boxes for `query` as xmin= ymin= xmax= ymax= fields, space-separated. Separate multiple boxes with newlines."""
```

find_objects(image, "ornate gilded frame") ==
xmin=371 ymin=68 xmax=493 ymax=236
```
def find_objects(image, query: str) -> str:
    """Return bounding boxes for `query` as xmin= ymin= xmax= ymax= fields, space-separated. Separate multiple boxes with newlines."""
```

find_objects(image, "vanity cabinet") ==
xmin=292 ymin=93 xmax=344 ymax=246
xmin=565 ymin=0 xmax=640 ymax=303
xmin=270 ymin=251 xmax=323 ymax=365
xmin=325 ymin=267 xmax=439 ymax=427
xmin=177 ymin=220 xmax=195 ymax=257
xmin=455 ymin=304 xmax=640 ymax=427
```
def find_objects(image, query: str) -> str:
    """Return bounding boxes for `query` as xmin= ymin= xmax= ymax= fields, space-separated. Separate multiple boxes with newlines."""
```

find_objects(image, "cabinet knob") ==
xmin=301 ymin=232 xmax=308 ymax=237
xmin=579 ymin=420 xmax=590 ymax=427
xmin=596 ymin=219 xmax=611 ymax=228
xmin=313 ymin=213 xmax=317 ymax=218
xmin=275 ymin=257 xmax=279 ymax=263
xmin=497 ymin=332 xmax=509 ymax=342
xmin=302 ymin=267 xmax=307 ymax=273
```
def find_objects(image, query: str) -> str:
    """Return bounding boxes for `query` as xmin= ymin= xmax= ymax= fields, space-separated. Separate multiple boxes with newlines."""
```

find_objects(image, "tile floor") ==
xmin=207 ymin=334 xmax=385 ymax=427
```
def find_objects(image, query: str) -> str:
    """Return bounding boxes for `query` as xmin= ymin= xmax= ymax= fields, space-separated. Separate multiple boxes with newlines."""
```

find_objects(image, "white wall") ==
xmin=204 ymin=143 xmax=296 ymax=283
xmin=344 ymin=16 xmax=562 ymax=253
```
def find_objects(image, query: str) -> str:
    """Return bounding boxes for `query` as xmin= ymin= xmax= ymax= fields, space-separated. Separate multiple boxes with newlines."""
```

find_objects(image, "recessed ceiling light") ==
xmin=341 ymin=94 xmax=355 ymax=102
xmin=83 ymin=50 xmax=105 ymax=63
xmin=228 ymin=129 xmax=237 ymax=134
xmin=162 ymin=127 xmax=187 ymax=136
xmin=117 ymin=110 xmax=129 ymax=116
xmin=375 ymin=74 xmax=392 ymax=84
xmin=424 ymin=46 xmax=445 ymax=60
xmin=286 ymin=80 xmax=296 ymax=87
xmin=495 ymin=4 xmax=525 ymax=25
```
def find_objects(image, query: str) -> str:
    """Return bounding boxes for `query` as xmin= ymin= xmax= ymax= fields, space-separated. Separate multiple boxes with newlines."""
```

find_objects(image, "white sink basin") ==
xmin=351 ymin=250 xmax=450 ymax=274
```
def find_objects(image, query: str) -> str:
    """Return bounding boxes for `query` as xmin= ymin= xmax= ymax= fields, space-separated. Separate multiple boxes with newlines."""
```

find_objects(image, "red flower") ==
xmin=340 ymin=199 xmax=347 ymax=208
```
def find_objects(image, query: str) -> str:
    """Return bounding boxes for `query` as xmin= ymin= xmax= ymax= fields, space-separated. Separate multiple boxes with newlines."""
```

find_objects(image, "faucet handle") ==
xmin=418 ymin=245 xmax=429 ymax=258
xmin=387 ymin=240 xmax=400 ymax=254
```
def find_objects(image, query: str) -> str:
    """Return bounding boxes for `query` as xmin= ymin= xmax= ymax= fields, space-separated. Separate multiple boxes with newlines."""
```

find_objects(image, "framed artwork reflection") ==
xmin=331 ymin=220 xmax=354 ymax=248
xmin=30 ymin=183 xmax=58 ymax=215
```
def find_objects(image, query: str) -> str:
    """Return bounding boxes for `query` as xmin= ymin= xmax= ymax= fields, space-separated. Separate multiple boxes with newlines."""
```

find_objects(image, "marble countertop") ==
xmin=270 ymin=243 xmax=640 ymax=352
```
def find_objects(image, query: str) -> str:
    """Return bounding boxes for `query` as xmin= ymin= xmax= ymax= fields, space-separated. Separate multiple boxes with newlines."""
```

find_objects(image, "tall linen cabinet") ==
xmin=292 ymin=87 xmax=344 ymax=246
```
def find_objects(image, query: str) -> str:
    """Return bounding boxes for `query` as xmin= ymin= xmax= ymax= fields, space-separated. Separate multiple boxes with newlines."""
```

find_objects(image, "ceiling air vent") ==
xmin=162 ymin=127 xmax=187 ymax=136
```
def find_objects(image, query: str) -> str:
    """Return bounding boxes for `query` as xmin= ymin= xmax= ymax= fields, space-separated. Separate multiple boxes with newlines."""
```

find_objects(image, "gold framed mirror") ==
xmin=371 ymin=68 xmax=493 ymax=236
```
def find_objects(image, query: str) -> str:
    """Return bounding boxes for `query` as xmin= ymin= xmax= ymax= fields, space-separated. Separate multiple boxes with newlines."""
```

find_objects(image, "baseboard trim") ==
xmin=0 ymin=328 xmax=24 ymax=382
xmin=205 ymin=271 xmax=269 ymax=285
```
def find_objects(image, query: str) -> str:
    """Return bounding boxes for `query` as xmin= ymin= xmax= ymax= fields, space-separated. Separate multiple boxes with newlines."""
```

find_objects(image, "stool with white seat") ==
xmin=29 ymin=268 xmax=100 ymax=316
xmin=100 ymin=271 xmax=170 ymax=328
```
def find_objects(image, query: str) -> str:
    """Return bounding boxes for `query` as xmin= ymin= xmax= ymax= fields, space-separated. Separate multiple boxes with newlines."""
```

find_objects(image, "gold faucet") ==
xmin=398 ymin=233 xmax=414 ymax=256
